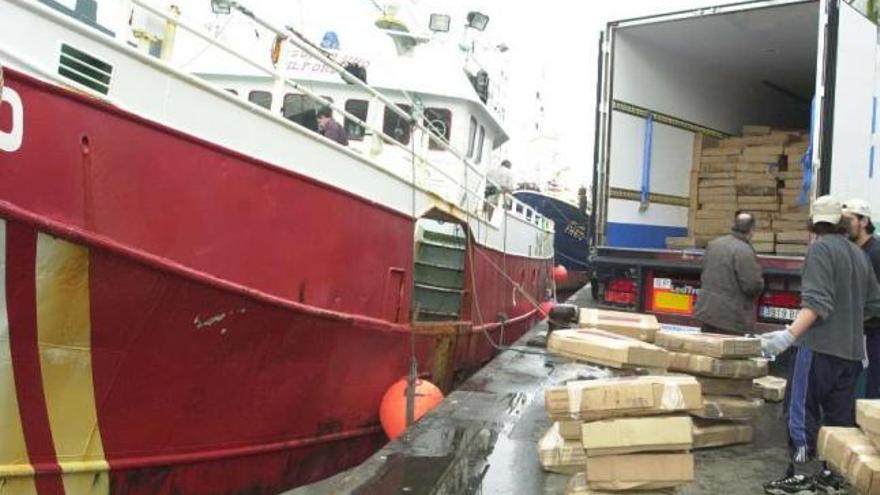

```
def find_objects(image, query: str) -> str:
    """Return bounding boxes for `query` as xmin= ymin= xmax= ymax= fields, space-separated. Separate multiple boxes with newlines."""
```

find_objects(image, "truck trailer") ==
xmin=591 ymin=0 xmax=880 ymax=330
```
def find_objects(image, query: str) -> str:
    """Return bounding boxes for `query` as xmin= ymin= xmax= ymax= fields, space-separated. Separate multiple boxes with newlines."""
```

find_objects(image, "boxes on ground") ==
xmin=585 ymin=453 xmax=695 ymax=491
xmin=668 ymin=352 xmax=768 ymax=379
xmin=692 ymin=419 xmax=754 ymax=449
xmin=545 ymin=375 xmax=703 ymax=421
xmin=654 ymin=331 xmax=761 ymax=358
xmin=818 ymin=427 xmax=880 ymax=494
xmin=565 ymin=473 xmax=677 ymax=495
xmin=578 ymin=308 xmax=661 ymax=342
xmin=753 ymin=376 xmax=787 ymax=402
xmin=581 ymin=416 xmax=693 ymax=456
xmin=538 ymin=422 xmax=586 ymax=474
xmin=858 ymin=400 xmax=880 ymax=449
xmin=695 ymin=377 xmax=754 ymax=398
xmin=692 ymin=395 xmax=764 ymax=421
xmin=547 ymin=329 xmax=670 ymax=370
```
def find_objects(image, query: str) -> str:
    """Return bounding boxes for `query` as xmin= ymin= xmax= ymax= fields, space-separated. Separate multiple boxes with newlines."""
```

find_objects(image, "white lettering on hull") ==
xmin=0 ymin=85 xmax=23 ymax=153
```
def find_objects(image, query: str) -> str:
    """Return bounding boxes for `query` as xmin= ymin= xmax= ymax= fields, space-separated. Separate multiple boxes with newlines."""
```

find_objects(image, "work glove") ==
xmin=760 ymin=328 xmax=796 ymax=357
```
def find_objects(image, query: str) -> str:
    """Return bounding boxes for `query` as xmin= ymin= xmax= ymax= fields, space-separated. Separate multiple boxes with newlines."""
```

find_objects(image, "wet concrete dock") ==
xmin=289 ymin=286 xmax=792 ymax=494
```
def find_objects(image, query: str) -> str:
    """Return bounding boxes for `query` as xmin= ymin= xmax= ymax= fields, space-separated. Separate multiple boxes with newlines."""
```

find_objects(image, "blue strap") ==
xmin=871 ymin=96 xmax=877 ymax=179
xmin=640 ymin=113 xmax=654 ymax=212
xmin=800 ymin=97 xmax=816 ymax=206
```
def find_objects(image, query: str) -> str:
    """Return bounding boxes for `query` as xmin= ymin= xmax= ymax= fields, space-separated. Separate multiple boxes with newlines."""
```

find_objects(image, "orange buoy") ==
xmin=379 ymin=378 xmax=444 ymax=440
xmin=539 ymin=301 xmax=555 ymax=318
xmin=553 ymin=265 xmax=568 ymax=284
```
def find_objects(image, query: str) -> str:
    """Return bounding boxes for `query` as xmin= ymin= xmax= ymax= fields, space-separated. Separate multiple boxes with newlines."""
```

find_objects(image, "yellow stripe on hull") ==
xmin=0 ymin=219 xmax=37 ymax=495
xmin=35 ymin=234 xmax=108 ymax=494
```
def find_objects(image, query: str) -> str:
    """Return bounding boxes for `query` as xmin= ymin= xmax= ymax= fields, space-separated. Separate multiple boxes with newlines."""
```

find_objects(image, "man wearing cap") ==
xmin=761 ymin=196 xmax=880 ymax=495
xmin=694 ymin=211 xmax=765 ymax=334
xmin=844 ymin=198 xmax=880 ymax=398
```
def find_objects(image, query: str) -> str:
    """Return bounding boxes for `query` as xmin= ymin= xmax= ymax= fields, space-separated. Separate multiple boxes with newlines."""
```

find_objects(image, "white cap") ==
xmin=843 ymin=198 xmax=872 ymax=218
xmin=811 ymin=195 xmax=842 ymax=225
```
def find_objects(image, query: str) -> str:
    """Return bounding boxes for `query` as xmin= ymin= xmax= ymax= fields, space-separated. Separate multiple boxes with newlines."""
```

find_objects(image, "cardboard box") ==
xmin=538 ymin=423 xmax=587 ymax=475
xmin=753 ymin=242 xmax=775 ymax=254
xmin=692 ymin=419 xmax=754 ymax=449
xmin=858 ymin=400 xmax=880 ymax=443
xmin=565 ymin=473 xmax=678 ymax=495
xmin=773 ymin=220 xmax=808 ymax=231
xmin=818 ymin=427 xmax=880 ymax=494
xmin=578 ymin=308 xmax=661 ymax=342
xmin=559 ymin=419 xmax=583 ymax=440
xmin=668 ymin=352 xmax=768 ymax=379
xmin=753 ymin=376 xmax=787 ymax=402
xmin=696 ymin=376 xmax=754 ymax=397
xmin=751 ymin=232 xmax=776 ymax=243
xmin=776 ymin=231 xmax=810 ymax=243
xmin=581 ymin=416 xmax=693 ymax=456
xmin=654 ymin=331 xmax=762 ymax=358
xmin=547 ymin=329 xmax=670 ymax=369
xmin=743 ymin=125 xmax=772 ymax=136
xmin=586 ymin=453 xmax=694 ymax=491
xmin=666 ymin=237 xmax=698 ymax=249
xmin=775 ymin=244 xmax=808 ymax=256
xmin=851 ymin=453 xmax=880 ymax=495
xmin=545 ymin=375 xmax=703 ymax=421
xmin=692 ymin=395 xmax=764 ymax=421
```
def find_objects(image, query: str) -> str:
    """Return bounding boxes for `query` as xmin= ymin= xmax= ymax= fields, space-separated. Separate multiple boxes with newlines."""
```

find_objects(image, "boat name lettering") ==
xmin=563 ymin=221 xmax=586 ymax=241
xmin=285 ymin=49 xmax=370 ymax=76
xmin=0 ymin=86 xmax=23 ymax=153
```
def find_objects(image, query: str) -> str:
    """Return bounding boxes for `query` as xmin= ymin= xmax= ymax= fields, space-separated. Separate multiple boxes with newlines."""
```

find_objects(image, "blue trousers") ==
xmin=784 ymin=346 xmax=862 ymax=460
xmin=867 ymin=332 xmax=880 ymax=399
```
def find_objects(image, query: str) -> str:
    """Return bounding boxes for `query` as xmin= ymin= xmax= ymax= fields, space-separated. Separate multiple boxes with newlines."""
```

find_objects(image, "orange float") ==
xmin=379 ymin=378 xmax=444 ymax=439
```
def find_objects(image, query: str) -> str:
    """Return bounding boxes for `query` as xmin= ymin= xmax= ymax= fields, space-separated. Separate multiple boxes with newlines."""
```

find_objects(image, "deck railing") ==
xmin=128 ymin=0 xmax=551 ymax=233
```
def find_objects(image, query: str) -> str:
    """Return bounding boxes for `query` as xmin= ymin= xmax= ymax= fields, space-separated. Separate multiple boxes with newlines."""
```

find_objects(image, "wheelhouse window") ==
xmin=383 ymin=104 xmax=413 ymax=145
xmin=282 ymin=94 xmax=333 ymax=132
xmin=424 ymin=108 xmax=452 ymax=151
xmin=467 ymin=116 xmax=477 ymax=158
xmin=248 ymin=90 xmax=272 ymax=110
xmin=344 ymin=99 xmax=369 ymax=141
xmin=475 ymin=125 xmax=486 ymax=163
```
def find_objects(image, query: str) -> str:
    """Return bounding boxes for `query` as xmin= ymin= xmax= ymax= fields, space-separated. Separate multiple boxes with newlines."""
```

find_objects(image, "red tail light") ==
xmin=760 ymin=291 xmax=801 ymax=308
xmin=605 ymin=278 xmax=636 ymax=305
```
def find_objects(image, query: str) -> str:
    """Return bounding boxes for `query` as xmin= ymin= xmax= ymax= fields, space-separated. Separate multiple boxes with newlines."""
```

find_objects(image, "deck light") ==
xmin=429 ymin=14 xmax=451 ymax=33
xmin=466 ymin=11 xmax=489 ymax=31
xmin=210 ymin=0 xmax=231 ymax=15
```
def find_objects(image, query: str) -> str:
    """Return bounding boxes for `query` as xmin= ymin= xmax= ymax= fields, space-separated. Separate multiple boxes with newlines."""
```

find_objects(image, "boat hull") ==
xmin=0 ymin=68 xmax=551 ymax=494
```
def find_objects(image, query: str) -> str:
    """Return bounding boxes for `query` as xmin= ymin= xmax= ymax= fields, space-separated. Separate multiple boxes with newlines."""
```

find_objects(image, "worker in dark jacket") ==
xmin=317 ymin=106 xmax=348 ymax=146
xmin=761 ymin=196 xmax=880 ymax=495
xmin=694 ymin=211 xmax=765 ymax=334
xmin=844 ymin=198 xmax=880 ymax=398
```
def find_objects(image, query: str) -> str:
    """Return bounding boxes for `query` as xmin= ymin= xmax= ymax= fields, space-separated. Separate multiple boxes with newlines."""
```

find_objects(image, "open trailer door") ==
xmin=816 ymin=0 xmax=879 ymax=207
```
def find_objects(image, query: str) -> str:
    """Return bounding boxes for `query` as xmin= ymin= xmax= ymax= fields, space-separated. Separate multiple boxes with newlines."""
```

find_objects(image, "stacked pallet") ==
xmin=668 ymin=125 xmax=811 ymax=254
xmin=542 ymin=375 xmax=702 ymax=492
xmin=817 ymin=400 xmax=880 ymax=494
xmin=653 ymin=331 xmax=768 ymax=449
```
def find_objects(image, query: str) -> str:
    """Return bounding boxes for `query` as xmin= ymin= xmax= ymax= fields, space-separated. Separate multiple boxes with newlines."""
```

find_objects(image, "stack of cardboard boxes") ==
xmin=818 ymin=400 xmax=880 ymax=494
xmin=542 ymin=375 xmax=702 ymax=491
xmin=668 ymin=125 xmax=811 ymax=254
xmin=653 ymin=331 xmax=768 ymax=449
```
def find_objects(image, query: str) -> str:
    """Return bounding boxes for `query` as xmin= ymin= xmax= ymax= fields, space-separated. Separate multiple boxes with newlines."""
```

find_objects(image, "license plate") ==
xmin=760 ymin=306 xmax=799 ymax=321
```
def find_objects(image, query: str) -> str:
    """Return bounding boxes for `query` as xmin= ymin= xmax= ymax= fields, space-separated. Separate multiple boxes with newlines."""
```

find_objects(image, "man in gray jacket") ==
xmin=761 ymin=196 xmax=880 ymax=495
xmin=694 ymin=211 xmax=765 ymax=334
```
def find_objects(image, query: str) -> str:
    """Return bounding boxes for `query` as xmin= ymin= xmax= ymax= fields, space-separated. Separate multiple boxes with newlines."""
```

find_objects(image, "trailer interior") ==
xmin=593 ymin=1 xmax=826 ymax=327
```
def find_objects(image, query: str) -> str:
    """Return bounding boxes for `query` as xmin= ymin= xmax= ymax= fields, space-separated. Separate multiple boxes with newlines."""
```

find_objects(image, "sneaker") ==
xmin=815 ymin=469 xmax=847 ymax=494
xmin=763 ymin=474 xmax=816 ymax=495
